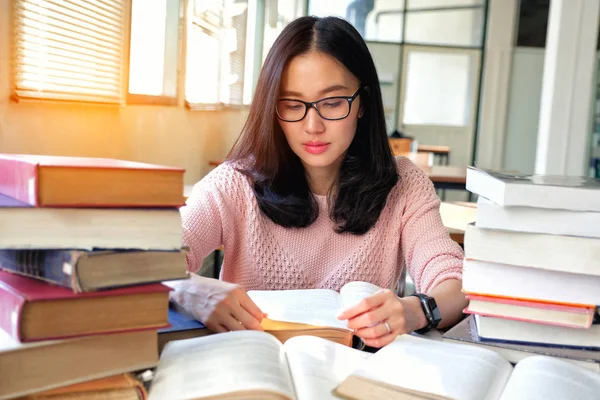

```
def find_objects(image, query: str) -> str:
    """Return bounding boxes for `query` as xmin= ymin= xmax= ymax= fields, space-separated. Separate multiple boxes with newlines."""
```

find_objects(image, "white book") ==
xmin=334 ymin=334 xmax=600 ymax=400
xmin=474 ymin=315 xmax=600 ymax=349
xmin=0 ymin=206 xmax=182 ymax=250
xmin=466 ymin=167 xmax=600 ymax=212
xmin=464 ymin=224 xmax=600 ymax=277
xmin=247 ymin=281 xmax=382 ymax=346
xmin=476 ymin=196 xmax=600 ymax=238
xmin=462 ymin=259 xmax=600 ymax=306
xmin=148 ymin=331 xmax=372 ymax=400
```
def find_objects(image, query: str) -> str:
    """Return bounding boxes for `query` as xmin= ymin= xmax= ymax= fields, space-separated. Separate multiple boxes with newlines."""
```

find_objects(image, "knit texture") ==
xmin=181 ymin=156 xmax=463 ymax=294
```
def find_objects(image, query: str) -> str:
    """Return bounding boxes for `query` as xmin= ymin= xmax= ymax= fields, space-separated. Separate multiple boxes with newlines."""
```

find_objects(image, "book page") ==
xmin=339 ymin=281 xmax=383 ymax=309
xmin=248 ymin=289 xmax=348 ymax=329
xmin=283 ymin=335 xmax=372 ymax=400
xmin=499 ymin=355 xmax=600 ymax=400
xmin=148 ymin=330 xmax=296 ymax=400
xmin=350 ymin=334 xmax=513 ymax=400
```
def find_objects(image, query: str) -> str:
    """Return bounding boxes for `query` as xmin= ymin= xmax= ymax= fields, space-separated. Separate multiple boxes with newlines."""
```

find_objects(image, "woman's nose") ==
xmin=302 ymin=106 xmax=325 ymax=134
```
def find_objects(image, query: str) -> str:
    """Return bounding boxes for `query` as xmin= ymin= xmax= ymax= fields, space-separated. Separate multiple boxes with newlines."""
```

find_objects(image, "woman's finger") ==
xmin=231 ymin=301 xmax=264 ymax=331
xmin=220 ymin=313 xmax=246 ymax=332
xmin=346 ymin=303 xmax=390 ymax=330
xmin=354 ymin=320 xmax=394 ymax=339
xmin=361 ymin=330 xmax=398 ymax=348
xmin=337 ymin=289 xmax=391 ymax=320
xmin=237 ymin=289 xmax=265 ymax=322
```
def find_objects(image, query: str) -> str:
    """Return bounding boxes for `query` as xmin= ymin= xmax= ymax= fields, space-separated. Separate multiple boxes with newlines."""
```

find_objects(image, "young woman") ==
xmin=172 ymin=16 xmax=467 ymax=348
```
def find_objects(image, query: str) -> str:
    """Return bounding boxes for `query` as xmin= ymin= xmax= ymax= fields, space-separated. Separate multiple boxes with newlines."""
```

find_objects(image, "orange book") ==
xmin=464 ymin=294 xmax=597 ymax=329
xmin=0 ymin=154 xmax=185 ymax=207
xmin=18 ymin=373 xmax=147 ymax=400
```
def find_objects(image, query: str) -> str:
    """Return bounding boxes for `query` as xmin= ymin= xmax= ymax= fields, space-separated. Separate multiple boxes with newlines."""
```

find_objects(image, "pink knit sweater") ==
xmin=181 ymin=156 xmax=463 ymax=294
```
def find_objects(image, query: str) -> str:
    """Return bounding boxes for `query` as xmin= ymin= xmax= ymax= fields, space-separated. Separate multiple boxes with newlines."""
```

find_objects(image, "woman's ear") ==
xmin=358 ymin=107 xmax=364 ymax=118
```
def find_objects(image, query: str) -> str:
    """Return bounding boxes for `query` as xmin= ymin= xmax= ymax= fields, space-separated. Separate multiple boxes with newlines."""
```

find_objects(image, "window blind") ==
xmin=13 ymin=0 xmax=127 ymax=104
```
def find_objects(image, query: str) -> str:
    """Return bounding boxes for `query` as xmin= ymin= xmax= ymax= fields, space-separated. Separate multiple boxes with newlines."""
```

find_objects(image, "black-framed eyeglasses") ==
xmin=276 ymin=88 xmax=362 ymax=122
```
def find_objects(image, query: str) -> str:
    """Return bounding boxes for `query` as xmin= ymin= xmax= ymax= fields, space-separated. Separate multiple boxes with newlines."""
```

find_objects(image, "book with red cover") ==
xmin=464 ymin=294 xmax=597 ymax=329
xmin=0 ymin=154 xmax=185 ymax=207
xmin=0 ymin=270 xmax=170 ymax=342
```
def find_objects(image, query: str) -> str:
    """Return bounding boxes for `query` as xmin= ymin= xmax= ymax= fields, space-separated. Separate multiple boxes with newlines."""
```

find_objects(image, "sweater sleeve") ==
xmin=398 ymin=158 xmax=464 ymax=294
xmin=180 ymin=166 xmax=230 ymax=274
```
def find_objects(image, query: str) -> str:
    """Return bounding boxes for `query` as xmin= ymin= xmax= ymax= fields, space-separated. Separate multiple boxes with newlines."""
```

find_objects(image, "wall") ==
xmin=503 ymin=48 xmax=545 ymax=174
xmin=0 ymin=0 xmax=247 ymax=186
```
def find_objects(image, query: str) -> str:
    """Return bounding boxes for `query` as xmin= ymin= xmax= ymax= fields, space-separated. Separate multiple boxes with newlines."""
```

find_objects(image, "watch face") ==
xmin=425 ymin=297 xmax=442 ymax=324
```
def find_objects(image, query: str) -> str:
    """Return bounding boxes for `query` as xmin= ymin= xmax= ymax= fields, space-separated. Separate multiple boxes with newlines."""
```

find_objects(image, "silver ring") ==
xmin=384 ymin=322 xmax=391 ymax=334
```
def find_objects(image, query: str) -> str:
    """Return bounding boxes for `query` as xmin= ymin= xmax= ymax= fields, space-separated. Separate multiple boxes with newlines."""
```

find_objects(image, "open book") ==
xmin=248 ymin=281 xmax=382 ymax=346
xmin=147 ymin=330 xmax=371 ymax=400
xmin=334 ymin=334 xmax=600 ymax=400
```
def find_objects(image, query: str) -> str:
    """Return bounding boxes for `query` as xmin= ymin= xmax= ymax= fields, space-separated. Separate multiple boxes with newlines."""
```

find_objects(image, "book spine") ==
xmin=0 ymin=277 xmax=26 ymax=340
xmin=0 ymin=250 xmax=80 ymax=290
xmin=0 ymin=157 xmax=39 ymax=206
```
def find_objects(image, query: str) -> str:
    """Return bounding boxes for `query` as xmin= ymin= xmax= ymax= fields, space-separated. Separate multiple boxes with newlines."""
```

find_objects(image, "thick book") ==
xmin=334 ymin=334 xmax=600 ymax=400
xmin=0 ymin=194 xmax=182 ymax=250
xmin=157 ymin=306 xmax=209 ymax=354
xmin=464 ymin=223 xmax=600 ymax=277
xmin=18 ymin=373 xmax=147 ymax=400
xmin=466 ymin=167 xmax=600 ymax=211
xmin=0 ymin=329 xmax=157 ymax=400
xmin=148 ymin=330 xmax=372 ymax=400
xmin=442 ymin=315 xmax=600 ymax=372
xmin=0 ymin=153 xmax=185 ymax=207
xmin=464 ymin=294 xmax=596 ymax=329
xmin=0 ymin=249 xmax=188 ymax=292
xmin=475 ymin=196 xmax=600 ymax=238
xmin=247 ymin=281 xmax=382 ymax=346
xmin=475 ymin=314 xmax=600 ymax=349
xmin=0 ymin=270 xmax=170 ymax=342
xmin=462 ymin=258 xmax=600 ymax=306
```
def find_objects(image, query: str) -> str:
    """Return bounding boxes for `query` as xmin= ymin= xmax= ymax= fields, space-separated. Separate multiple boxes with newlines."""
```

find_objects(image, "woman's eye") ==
xmin=322 ymin=100 xmax=343 ymax=108
xmin=286 ymin=104 xmax=302 ymax=111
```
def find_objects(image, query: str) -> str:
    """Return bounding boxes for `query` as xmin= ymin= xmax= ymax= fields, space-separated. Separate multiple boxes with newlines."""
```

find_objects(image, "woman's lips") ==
xmin=303 ymin=142 xmax=330 ymax=154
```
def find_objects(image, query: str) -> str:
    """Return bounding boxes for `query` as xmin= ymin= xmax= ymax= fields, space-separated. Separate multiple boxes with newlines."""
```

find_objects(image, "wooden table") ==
xmin=417 ymin=144 xmax=451 ymax=165
xmin=398 ymin=152 xmax=466 ymax=191
xmin=439 ymin=201 xmax=477 ymax=245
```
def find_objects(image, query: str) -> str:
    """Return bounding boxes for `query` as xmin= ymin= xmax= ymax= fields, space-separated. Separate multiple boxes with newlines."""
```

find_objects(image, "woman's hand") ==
xmin=336 ymin=289 xmax=427 ymax=348
xmin=168 ymin=275 xmax=266 ymax=333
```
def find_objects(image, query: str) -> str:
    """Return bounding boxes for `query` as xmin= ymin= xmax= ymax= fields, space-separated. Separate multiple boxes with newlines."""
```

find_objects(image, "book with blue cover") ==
xmin=0 ymin=249 xmax=188 ymax=292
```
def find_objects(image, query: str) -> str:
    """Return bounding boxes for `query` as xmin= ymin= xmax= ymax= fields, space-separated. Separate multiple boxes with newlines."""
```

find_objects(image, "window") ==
xmin=128 ymin=0 xmax=181 ymax=104
xmin=185 ymin=0 xmax=254 ymax=108
xmin=13 ymin=0 xmax=127 ymax=104
xmin=263 ymin=0 xmax=305 ymax=61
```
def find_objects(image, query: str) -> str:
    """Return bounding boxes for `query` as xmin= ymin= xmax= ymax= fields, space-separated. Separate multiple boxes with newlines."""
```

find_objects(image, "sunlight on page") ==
xmin=284 ymin=336 xmax=372 ymax=400
xmin=248 ymin=289 xmax=348 ymax=329
xmin=499 ymin=356 xmax=600 ymax=400
xmin=354 ymin=335 xmax=513 ymax=400
xmin=148 ymin=331 xmax=295 ymax=400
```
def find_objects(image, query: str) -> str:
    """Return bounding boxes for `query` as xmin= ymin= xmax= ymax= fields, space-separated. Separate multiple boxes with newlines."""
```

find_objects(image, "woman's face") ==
xmin=278 ymin=50 xmax=362 ymax=177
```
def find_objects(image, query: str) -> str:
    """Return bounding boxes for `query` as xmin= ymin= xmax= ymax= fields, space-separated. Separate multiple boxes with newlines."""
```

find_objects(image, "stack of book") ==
xmin=443 ymin=167 xmax=600 ymax=371
xmin=0 ymin=154 xmax=189 ymax=399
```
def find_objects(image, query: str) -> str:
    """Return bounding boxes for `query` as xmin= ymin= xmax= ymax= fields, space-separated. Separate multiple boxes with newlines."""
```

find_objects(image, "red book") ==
xmin=0 ymin=270 xmax=170 ymax=342
xmin=0 ymin=153 xmax=185 ymax=207
xmin=464 ymin=294 xmax=596 ymax=329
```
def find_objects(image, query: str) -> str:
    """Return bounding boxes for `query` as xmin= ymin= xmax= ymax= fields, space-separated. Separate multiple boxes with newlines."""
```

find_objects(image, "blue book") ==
xmin=158 ymin=307 xmax=208 ymax=353
xmin=0 ymin=249 xmax=188 ymax=292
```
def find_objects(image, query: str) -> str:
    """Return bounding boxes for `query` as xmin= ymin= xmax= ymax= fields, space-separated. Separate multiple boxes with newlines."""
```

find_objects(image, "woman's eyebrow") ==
xmin=280 ymin=84 xmax=349 ymax=98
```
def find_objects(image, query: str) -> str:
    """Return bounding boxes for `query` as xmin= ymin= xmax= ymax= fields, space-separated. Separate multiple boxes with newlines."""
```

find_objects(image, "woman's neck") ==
xmin=303 ymin=158 xmax=343 ymax=196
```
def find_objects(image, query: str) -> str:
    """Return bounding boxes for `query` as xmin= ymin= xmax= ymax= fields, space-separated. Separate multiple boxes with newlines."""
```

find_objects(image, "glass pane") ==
xmin=309 ymin=0 xmax=403 ymax=42
xmin=407 ymin=0 xmax=483 ymax=9
xmin=405 ymin=9 xmax=483 ymax=47
xmin=367 ymin=42 xmax=400 ymax=133
xmin=365 ymin=0 xmax=403 ymax=42
xmin=402 ymin=51 xmax=476 ymax=126
xmin=129 ymin=0 xmax=168 ymax=95
xmin=263 ymin=0 xmax=305 ymax=61
xmin=185 ymin=0 xmax=248 ymax=105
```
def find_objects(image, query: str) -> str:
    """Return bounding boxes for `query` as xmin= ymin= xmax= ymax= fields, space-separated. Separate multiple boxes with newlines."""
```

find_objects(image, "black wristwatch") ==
xmin=410 ymin=293 xmax=442 ymax=334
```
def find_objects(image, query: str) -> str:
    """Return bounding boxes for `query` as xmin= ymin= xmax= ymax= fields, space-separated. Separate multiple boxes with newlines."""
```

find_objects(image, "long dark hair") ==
xmin=227 ymin=16 xmax=398 ymax=235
